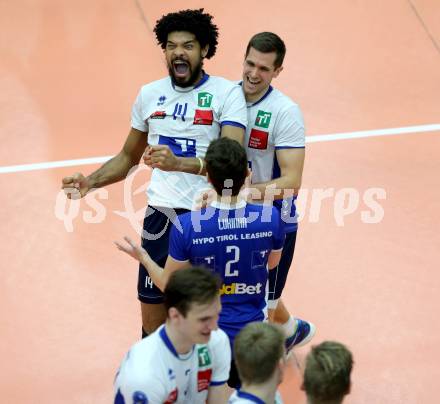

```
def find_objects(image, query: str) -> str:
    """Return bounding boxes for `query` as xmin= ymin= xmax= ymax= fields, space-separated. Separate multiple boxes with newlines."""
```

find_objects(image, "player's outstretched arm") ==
xmin=61 ymin=127 xmax=147 ymax=199
xmin=115 ymin=236 xmax=188 ymax=291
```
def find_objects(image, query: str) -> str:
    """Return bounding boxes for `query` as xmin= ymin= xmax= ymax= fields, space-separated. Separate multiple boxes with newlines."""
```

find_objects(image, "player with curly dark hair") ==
xmin=62 ymin=9 xmax=246 ymax=338
xmin=154 ymin=8 xmax=219 ymax=88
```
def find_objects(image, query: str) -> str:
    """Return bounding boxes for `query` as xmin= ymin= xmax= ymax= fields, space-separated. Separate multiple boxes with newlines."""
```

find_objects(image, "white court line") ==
xmin=1 ymin=124 xmax=439 ymax=174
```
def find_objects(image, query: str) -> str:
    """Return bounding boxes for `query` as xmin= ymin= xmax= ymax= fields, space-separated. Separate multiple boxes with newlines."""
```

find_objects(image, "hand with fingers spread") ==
xmin=61 ymin=172 xmax=90 ymax=199
xmin=142 ymin=145 xmax=180 ymax=171
xmin=115 ymin=236 xmax=148 ymax=263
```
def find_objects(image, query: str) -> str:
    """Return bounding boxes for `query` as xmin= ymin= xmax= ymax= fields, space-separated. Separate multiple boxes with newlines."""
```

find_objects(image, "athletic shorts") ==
xmin=137 ymin=206 xmax=189 ymax=304
xmin=268 ymin=230 xmax=297 ymax=302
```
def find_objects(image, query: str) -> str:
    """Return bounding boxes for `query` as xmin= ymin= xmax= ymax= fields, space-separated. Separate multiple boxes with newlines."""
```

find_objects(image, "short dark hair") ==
xmin=303 ymin=341 xmax=353 ymax=402
xmin=205 ymin=137 xmax=248 ymax=196
xmin=245 ymin=32 xmax=286 ymax=68
xmin=234 ymin=322 xmax=285 ymax=384
xmin=154 ymin=9 xmax=219 ymax=59
xmin=164 ymin=267 xmax=221 ymax=317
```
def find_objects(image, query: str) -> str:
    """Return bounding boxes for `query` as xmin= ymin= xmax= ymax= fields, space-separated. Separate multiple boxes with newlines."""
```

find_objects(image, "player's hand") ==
xmin=61 ymin=172 xmax=90 ymax=199
xmin=143 ymin=145 xmax=180 ymax=171
xmin=114 ymin=236 xmax=148 ymax=263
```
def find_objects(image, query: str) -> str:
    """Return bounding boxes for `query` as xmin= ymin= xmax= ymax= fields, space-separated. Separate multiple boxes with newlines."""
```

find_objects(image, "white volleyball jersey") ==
xmin=131 ymin=74 xmax=247 ymax=210
xmin=228 ymin=390 xmax=265 ymax=404
xmin=114 ymin=326 xmax=231 ymax=404
xmin=243 ymin=84 xmax=305 ymax=232
xmin=244 ymin=85 xmax=304 ymax=183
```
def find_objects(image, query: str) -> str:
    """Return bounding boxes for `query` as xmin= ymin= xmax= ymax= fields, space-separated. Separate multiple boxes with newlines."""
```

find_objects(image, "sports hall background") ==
xmin=1 ymin=1 xmax=439 ymax=403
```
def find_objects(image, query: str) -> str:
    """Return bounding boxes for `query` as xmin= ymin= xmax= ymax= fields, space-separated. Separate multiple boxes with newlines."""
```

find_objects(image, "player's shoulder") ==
xmin=245 ymin=202 xmax=279 ymax=215
xmin=207 ymin=328 xmax=230 ymax=348
xmin=204 ymin=75 xmax=243 ymax=92
xmin=138 ymin=76 xmax=171 ymax=94
xmin=267 ymin=87 xmax=301 ymax=111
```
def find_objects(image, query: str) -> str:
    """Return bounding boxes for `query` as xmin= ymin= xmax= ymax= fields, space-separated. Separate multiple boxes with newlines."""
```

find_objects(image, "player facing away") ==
xmin=114 ymin=267 xmax=231 ymax=404
xmin=116 ymin=137 xmax=286 ymax=388
xmin=302 ymin=341 xmax=353 ymax=404
xmin=62 ymin=9 xmax=247 ymax=337
xmin=240 ymin=32 xmax=315 ymax=349
xmin=229 ymin=322 xmax=287 ymax=404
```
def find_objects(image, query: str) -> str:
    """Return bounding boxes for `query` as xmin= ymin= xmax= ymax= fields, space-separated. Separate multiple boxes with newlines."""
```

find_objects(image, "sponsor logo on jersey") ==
xmin=248 ymin=128 xmax=269 ymax=149
xmin=197 ymin=368 xmax=212 ymax=392
xmin=255 ymin=110 xmax=272 ymax=128
xmin=157 ymin=95 xmax=166 ymax=106
xmin=158 ymin=135 xmax=197 ymax=157
xmin=219 ymin=282 xmax=263 ymax=295
xmin=164 ymin=389 xmax=178 ymax=404
xmin=149 ymin=111 xmax=166 ymax=119
xmin=198 ymin=346 xmax=212 ymax=367
xmin=194 ymin=109 xmax=214 ymax=125
xmin=198 ymin=92 xmax=213 ymax=107
xmin=132 ymin=391 xmax=148 ymax=404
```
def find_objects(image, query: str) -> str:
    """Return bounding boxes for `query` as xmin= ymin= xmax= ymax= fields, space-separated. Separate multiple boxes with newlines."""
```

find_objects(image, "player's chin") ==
xmin=198 ymin=331 xmax=212 ymax=343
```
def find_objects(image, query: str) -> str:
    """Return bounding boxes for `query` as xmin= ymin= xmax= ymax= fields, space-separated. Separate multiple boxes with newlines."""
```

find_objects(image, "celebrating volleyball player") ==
xmin=62 ymin=9 xmax=247 ymax=337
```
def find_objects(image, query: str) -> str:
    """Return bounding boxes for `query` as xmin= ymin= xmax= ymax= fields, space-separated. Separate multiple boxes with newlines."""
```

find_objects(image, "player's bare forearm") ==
xmin=250 ymin=174 xmax=302 ymax=201
xmin=176 ymin=156 xmax=206 ymax=175
xmin=86 ymin=153 xmax=132 ymax=189
xmin=87 ymin=127 xmax=148 ymax=189
xmin=140 ymin=253 xmax=167 ymax=292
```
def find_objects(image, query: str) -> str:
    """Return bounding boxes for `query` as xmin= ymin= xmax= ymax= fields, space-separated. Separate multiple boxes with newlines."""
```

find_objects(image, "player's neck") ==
xmin=216 ymin=194 xmax=240 ymax=206
xmin=164 ymin=323 xmax=194 ymax=355
xmin=240 ymin=381 xmax=278 ymax=404
xmin=244 ymin=85 xmax=270 ymax=104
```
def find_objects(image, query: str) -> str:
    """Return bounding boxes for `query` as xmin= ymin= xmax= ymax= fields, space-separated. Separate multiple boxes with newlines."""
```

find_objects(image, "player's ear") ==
xmin=273 ymin=66 xmax=283 ymax=78
xmin=201 ymin=45 xmax=209 ymax=58
xmin=168 ymin=307 xmax=180 ymax=322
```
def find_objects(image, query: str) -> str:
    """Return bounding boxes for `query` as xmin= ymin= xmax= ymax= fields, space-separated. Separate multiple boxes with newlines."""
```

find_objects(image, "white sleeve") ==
xmin=209 ymin=329 xmax=232 ymax=385
xmin=219 ymin=84 xmax=247 ymax=129
xmin=273 ymin=103 xmax=305 ymax=148
xmin=131 ymin=87 xmax=149 ymax=132
xmin=114 ymin=356 xmax=167 ymax=403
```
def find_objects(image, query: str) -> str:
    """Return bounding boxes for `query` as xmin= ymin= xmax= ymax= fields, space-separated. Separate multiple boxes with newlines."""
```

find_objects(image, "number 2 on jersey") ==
xmin=225 ymin=245 xmax=240 ymax=277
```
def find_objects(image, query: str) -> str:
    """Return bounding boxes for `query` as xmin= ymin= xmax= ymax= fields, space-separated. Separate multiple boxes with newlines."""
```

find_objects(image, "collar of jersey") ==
xmin=159 ymin=325 xmax=195 ymax=360
xmin=236 ymin=390 xmax=265 ymax=404
xmin=238 ymin=81 xmax=273 ymax=107
xmin=171 ymin=72 xmax=210 ymax=92
xmin=210 ymin=200 xmax=247 ymax=210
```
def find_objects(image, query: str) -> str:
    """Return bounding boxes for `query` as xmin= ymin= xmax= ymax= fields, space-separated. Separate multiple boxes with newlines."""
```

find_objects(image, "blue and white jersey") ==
xmin=229 ymin=389 xmax=284 ymax=404
xmin=243 ymin=84 xmax=305 ymax=233
xmin=169 ymin=200 xmax=285 ymax=346
xmin=132 ymin=74 xmax=247 ymax=210
xmin=114 ymin=325 xmax=230 ymax=404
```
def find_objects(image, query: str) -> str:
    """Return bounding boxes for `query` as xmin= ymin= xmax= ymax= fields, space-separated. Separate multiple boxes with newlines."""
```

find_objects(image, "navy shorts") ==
xmin=268 ymin=230 xmax=297 ymax=301
xmin=137 ymin=206 xmax=189 ymax=304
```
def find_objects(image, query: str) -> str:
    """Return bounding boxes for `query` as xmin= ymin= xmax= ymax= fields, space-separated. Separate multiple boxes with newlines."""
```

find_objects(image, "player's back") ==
xmin=169 ymin=201 xmax=285 ymax=344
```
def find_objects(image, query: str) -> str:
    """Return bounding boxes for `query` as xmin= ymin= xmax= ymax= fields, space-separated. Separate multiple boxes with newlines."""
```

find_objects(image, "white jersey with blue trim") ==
xmin=114 ymin=325 xmax=230 ymax=404
xmin=169 ymin=201 xmax=285 ymax=347
xmin=244 ymin=85 xmax=305 ymax=232
xmin=229 ymin=390 xmax=284 ymax=404
xmin=228 ymin=390 xmax=265 ymax=404
xmin=131 ymin=74 xmax=247 ymax=210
